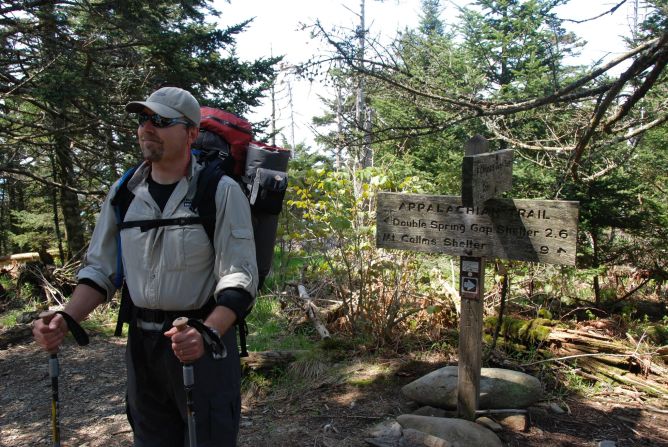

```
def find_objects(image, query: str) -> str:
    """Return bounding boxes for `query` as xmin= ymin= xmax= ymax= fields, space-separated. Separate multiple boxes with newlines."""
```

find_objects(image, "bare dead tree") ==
xmin=298 ymin=6 xmax=667 ymax=180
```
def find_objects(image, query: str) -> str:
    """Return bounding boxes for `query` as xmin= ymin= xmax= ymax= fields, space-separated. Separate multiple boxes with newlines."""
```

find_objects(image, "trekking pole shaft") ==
xmin=40 ymin=311 xmax=61 ymax=447
xmin=49 ymin=353 xmax=60 ymax=447
xmin=173 ymin=317 xmax=197 ymax=447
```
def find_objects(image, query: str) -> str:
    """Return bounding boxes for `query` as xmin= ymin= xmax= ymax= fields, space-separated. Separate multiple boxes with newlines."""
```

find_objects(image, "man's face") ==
xmin=137 ymin=108 xmax=197 ymax=163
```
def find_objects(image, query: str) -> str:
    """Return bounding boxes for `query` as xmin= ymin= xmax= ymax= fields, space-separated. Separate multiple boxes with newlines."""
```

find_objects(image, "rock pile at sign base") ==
xmin=366 ymin=415 xmax=503 ymax=447
xmin=401 ymin=366 xmax=542 ymax=409
xmin=364 ymin=367 xmax=543 ymax=446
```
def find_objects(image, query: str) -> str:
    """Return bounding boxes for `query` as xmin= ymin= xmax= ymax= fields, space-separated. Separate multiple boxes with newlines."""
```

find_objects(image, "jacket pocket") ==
xmin=226 ymin=227 xmax=254 ymax=270
xmin=163 ymin=226 xmax=212 ymax=272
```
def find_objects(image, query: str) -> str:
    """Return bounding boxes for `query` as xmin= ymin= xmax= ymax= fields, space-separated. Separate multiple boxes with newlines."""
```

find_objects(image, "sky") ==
xmin=211 ymin=0 xmax=643 ymax=148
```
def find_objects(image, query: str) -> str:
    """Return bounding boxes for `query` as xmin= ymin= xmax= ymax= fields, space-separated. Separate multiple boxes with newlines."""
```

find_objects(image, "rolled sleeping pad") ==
xmin=252 ymin=212 xmax=280 ymax=282
xmin=245 ymin=141 xmax=291 ymax=177
xmin=245 ymin=142 xmax=291 ymax=285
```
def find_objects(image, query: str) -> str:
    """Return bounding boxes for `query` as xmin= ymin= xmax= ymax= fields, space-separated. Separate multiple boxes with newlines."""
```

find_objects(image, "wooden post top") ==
xmin=465 ymin=135 xmax=489 ymax=156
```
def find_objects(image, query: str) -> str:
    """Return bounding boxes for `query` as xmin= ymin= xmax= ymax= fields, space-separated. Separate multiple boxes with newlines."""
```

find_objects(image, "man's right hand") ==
xmin=33 ymin=313 xmax=68 ymax=353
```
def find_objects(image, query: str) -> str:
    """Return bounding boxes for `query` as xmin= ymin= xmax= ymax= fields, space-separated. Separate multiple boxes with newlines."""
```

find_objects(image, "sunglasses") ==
xmin=137 ymin=112 xmax=191 ymax=128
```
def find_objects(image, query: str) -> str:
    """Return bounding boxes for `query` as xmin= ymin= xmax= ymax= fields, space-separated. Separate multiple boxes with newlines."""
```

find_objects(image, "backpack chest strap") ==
xmin=118 ymin=215 xmax=212 ymax=232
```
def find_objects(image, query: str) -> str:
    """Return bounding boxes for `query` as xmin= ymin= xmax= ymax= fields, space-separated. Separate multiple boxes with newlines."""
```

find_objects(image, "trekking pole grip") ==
xmin=173 ymin=317 xmax=195 ymax=374
xmin=173 ymin=316 xmax=189 ymax=333
xmin=39 ymin=311 xmax=59 ymax=357
xmin=40 ymin=310 xmax=56 ymax=326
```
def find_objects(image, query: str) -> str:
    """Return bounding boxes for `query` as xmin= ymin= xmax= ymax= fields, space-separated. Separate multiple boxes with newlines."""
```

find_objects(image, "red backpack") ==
xmin=198 ymin=107 xmax=254 ymax=177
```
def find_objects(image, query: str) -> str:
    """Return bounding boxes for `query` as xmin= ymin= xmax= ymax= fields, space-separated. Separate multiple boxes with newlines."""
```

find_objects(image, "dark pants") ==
xmin=126 ymin=322 xmax=241 ymax=447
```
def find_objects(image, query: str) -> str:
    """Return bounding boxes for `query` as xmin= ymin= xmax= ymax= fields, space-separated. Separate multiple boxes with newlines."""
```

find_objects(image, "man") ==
xmin=33 ymin=86 xmax=258 ymax=446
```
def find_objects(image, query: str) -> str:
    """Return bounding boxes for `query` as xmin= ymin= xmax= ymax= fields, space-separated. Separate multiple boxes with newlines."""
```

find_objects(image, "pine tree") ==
xmin=0 ymin=0 xmax=279 ymax=257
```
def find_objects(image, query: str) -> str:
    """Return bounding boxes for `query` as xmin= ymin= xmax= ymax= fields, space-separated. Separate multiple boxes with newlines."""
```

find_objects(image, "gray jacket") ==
xmin=77 ymin=157 xmax=258 ymax=311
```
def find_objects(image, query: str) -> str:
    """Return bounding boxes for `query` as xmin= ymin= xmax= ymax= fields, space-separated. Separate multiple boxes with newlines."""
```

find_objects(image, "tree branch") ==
xmin=0 ymin=167 xmax=105 ymax=196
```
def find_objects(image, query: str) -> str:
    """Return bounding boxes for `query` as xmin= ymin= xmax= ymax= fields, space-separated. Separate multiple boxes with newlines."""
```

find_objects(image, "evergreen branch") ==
xmin=0 ymin=166 xmax=105 ymax=196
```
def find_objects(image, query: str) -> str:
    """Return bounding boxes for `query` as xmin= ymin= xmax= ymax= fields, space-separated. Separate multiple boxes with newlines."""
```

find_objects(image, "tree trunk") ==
xmin=591 ymin=230 xmax=602 ymax=305
xmin=53 ymin=135 xmax=85 ymax=259
xmin=49 ymin=155 xmax=65 ymax=264
xmin=38 ymin=4 xmax=85 ymax=259
xmin=7 ymin=174 xmax=24 ymax=253
xmin=0 ymin=175 xmax=6 ymax=254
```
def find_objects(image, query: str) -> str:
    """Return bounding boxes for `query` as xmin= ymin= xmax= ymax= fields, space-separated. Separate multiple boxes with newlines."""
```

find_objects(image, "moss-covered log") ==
xmin=577 ymin=356 xmax=668 ymax=398
xmin=484 ymin=316 xmax=560 ymax=344
xmin=240 ymin=350 xmax=306 ymax=372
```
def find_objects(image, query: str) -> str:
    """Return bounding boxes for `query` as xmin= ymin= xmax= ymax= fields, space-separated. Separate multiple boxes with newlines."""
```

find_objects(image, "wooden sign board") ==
xmin=376 ymin=192 xmax=579 ymax=265
xmin=461 ymin=149 xmax=513 ymax=207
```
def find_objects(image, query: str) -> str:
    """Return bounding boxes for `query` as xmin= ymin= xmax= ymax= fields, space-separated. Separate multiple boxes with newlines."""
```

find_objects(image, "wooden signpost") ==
xmin=376 ymin=135 xmax=579 ymax=420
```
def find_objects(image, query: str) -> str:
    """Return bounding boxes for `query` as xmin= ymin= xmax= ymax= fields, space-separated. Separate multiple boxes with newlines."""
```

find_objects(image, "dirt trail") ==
xmin=1 ymin=334 xmax=667 ymax=447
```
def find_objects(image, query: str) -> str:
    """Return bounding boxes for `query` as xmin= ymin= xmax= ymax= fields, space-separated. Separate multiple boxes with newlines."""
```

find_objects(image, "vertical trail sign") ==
xmin=462 ymin=148 xmax=513 ymax=207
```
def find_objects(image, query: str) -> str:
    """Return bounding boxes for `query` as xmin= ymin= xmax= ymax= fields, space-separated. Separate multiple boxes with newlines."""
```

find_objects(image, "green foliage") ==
xmin=245 ymin=296 xmax=315 ymax=352
xmin=286 ymin=165 xmax=435 ymax=345
xmin=80 ymin=302 xmax=125 ymax=337
xmin=563 ymin=361 xmax=606 ymax=397
xmin=460 ymin=0 xmax=579 ymax=97
xmin=8 ymin=209 xmax=54 ymax=252
xmin=631 ymin=317 xmax=668 ymax=346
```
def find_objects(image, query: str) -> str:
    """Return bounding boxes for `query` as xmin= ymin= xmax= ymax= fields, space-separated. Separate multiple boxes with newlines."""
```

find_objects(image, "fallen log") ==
xmin=491 ymin=316 xmax=668 ymax=400
xmin=484 ymin=316 xmax=559 ymax=344
xmin=240 ymin=350 xmax=306 ymax=371
xmin=0 ymin=252 xmax=42 ymax=264
xmin=297 ymin=284 xmax=331 ymax=340
xmin=0 ymin=324 xmax=32 ymax=349
xmin=0 ymin=249 xmax=60 ymax=266
xmin=577 ymin=356 xmax=668 ymax=398
xmin=549 ymin=330 xmax=633 ymax=353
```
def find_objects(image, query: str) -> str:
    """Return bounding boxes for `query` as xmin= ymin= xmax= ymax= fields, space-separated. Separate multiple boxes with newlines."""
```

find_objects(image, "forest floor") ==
xmin=1 ymin=330 xmax=667 ymax=447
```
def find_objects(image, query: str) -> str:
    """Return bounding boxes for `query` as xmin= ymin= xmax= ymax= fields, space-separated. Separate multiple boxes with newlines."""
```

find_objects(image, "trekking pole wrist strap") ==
xmin=186 ymin=318 xmax=227 ymax=360
xmin=55 ymin=311 xmax=90 ymax=346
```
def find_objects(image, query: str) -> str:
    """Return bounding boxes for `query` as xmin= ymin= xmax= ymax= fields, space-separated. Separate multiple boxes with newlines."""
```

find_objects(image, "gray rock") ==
xmin=402 ymin=366 xmax=542 ymax=409
xmin=597 ymin=442 xmax=616 ymax=447
xmin=397 ymin=415 xmax=503 ymax=447
xmin=368 ymin=420 xmax=403 ymax=439
xmin=412 ymin=406 xmax=455 ymax=418
xmin=548 ymin=402 xmax=565 ymax=414
xmin=401 ymin=429 xmax=453 ymax=446
xmin=475 ymin=416 xmax=502 ymax=432
xmin=495 ymin=413 xmax=528 ymax=432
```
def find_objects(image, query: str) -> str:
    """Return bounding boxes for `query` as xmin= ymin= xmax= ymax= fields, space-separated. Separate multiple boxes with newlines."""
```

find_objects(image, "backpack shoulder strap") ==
xmin=190 ymin=157 xmax=227 ymax=243
xmin=110 ymin=164 xmax=139 ymax=224
xmin=110 ymin=164 xmax=140 ymax=336
xmin=110 ymin=164 xmax=140 ymax=289
xmin=190 ymin=157 xmax=252 ymax=358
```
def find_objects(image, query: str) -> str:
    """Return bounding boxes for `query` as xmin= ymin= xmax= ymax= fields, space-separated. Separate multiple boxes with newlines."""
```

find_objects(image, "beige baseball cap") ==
xmin=126 ymin=87 xmax=201 ymax=127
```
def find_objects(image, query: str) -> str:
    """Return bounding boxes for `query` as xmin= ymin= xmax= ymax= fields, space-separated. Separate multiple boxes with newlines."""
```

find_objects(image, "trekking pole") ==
xmin=173 ymin=317 xmax=197 ymax=447
xmin=40 ymin=310 xmax=61 ymax=447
